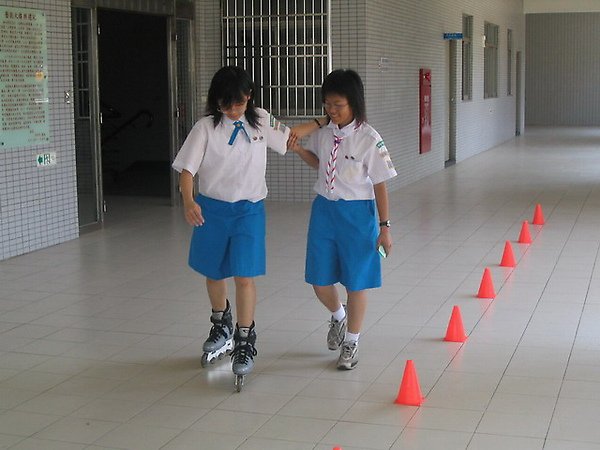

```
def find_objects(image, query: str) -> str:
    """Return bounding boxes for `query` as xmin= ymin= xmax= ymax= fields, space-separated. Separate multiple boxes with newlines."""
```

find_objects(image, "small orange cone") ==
xmin=333 ymin=447 xmax=343 ymax=450
xmin=518 ymin=220 xmax=532 ymax=244
xmin=532 ymin=204 xmax=545 ymax=225
xmin=395 ymin=360 xmax=424 ymax=406
xmin=477 ymin=267 xmax=496 ymax=298
xmin=444 ymin=306 xmax=467 ymax=342
xmin=500 ymin=240 xmax=516 ymax=267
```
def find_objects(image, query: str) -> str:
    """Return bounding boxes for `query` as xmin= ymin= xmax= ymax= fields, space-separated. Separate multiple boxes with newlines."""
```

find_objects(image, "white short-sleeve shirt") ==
xmin=307 ymin=120 xmax=397 ymax=200
xmin=172 ymin=107 xmax=290 ymax=202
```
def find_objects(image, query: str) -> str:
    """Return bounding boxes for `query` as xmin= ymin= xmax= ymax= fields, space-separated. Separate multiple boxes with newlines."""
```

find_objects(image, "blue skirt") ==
xmin=305 ymin=195 xmax=381 ymax=291
xmin=188 ymin=194 xmax=265 ymax=280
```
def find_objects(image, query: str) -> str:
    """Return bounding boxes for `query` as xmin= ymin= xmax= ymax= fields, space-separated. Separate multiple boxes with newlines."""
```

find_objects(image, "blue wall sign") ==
xmin=443 ymin=32 xmax=463 ymax=40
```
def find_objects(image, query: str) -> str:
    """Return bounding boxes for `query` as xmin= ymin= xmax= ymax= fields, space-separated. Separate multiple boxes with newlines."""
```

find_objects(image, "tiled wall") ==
xmin=192 ymin=0 xmax=525 ymax=200
xmin=526 ymin=13 xmax=600 ymax=125
xmin=0 ymin=0 xmax=78 ymax=260
xmin=0 ymin=0 xmax=525 ymax=260
xmin=364 ymin=0 xmax=525 ymax=187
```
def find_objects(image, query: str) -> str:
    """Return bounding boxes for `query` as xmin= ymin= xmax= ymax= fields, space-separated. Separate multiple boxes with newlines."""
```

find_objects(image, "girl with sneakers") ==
xmin=290 ymin=69 xmax=397 ymax=370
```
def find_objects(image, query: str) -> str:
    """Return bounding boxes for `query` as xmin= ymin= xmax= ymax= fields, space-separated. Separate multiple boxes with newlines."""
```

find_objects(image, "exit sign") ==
xmin=36 ymin=152 xmax=57 ymax=167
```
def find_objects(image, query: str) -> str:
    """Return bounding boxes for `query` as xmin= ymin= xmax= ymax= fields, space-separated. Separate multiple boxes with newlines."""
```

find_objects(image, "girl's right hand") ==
xmin=286 ymin=130 xmax=299 ymax=149
xmin=183 ymin=200 xmax=204 ymax=226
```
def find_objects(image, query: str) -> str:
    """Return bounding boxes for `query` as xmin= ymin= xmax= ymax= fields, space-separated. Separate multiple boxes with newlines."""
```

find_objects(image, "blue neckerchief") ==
xmin=228 ymin=120 xmax=251 ymax=145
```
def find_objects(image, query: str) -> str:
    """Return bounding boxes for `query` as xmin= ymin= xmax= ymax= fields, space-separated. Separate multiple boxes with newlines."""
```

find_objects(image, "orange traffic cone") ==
xmin=477 ymin=267 xmax=496 ymax=299
xmin=444 ymin=306 xmax=467 ymax=342
xmin=500 ymin=240 xmax=516 ymax=267
xmin=394 ymin=360 xmax=424 ymax=406
xmin=333 ymin=447 xmax=343 ymax=450
xmin=532 ymin=204 xmax=545 ymax=225
xmin=518 ymin=220 xmax=532 ymax=244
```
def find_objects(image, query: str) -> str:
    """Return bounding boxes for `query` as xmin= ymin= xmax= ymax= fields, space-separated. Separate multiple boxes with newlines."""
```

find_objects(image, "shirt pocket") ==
xmin=338 ymin=154 xmax=364 ymax=183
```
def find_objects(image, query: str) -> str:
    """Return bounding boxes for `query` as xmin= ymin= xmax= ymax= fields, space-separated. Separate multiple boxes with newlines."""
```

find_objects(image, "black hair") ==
xmin=206 ymin=66 xmax=259 ymax=129
xmin=321 ymin=69 xmax=366 ymax=125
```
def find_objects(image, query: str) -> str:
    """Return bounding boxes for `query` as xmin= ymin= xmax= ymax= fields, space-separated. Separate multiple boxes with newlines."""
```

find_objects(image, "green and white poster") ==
xmin=0 ymin=6 xmax=49 ymax=148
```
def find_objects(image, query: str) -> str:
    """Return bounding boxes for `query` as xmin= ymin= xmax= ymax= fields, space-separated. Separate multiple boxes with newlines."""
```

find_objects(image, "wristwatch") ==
xmin=379 ymin=220 xmax=391 ymax=228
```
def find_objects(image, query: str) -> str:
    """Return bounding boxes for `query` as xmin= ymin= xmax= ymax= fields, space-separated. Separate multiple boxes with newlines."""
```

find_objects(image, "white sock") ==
xmin=345 ymin=332 xmax=360 ymax=343
xmin=332 ymin=305 xmax=346 ymax=322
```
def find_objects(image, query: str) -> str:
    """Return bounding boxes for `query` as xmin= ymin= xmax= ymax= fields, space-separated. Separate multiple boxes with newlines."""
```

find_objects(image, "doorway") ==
xmin=98 ymin=9 xmax=170 ymax=198
xmin=72 ymin=3 xmax=191 ymax=228
xmin=446 ymin=39 xmax=457 ymax=166
xmin=516 ymin=51 xmax=522 ymax=136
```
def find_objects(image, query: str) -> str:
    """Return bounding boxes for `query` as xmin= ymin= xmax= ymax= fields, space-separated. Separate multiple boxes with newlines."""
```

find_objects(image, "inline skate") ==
xmin=200 ymin=300 xmax=233 ymax=367
xmin=231 ymin=322 xmax=257 ymax=392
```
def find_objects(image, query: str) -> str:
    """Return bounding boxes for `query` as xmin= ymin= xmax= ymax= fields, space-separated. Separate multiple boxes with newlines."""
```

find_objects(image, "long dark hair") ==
xmin=206 ymin=66 xmax=259 ymax=128
xmin=321 ymin=69 xmax=366 ymax=125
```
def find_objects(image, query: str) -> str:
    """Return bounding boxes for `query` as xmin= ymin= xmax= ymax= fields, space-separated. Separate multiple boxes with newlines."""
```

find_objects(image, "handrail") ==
xmin=101 ymin=109 xmax=153 ymax=145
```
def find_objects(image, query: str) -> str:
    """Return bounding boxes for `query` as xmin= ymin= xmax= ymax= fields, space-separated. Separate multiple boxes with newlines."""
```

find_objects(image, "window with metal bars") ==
xmin=484 ymin=21 xmax=499 ymax=99
xmin=221 ymin=0 xmax=330 ymax=118
xmin=74 ymin=8 xmax=90 ymax=119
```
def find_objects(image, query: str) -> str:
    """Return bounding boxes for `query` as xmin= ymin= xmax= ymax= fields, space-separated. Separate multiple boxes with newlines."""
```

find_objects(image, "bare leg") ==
xmin=313 ymin=285 xmax=342 ymax=313
xmin=206 ymin=278 xmax=227 ymax=311
xmin=346 ymin=289 xmax=367 ymax=334
xmin=234 ymin=277 xmax=256 ymax=327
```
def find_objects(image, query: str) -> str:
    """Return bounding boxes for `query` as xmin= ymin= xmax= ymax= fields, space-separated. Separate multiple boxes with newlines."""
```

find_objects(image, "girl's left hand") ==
xmin=377 ymin=228 xmax=392 ymax=257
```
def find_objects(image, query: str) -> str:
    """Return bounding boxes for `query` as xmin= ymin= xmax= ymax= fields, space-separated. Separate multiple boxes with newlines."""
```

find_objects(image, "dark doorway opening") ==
xmin=98 ymin=9 xmax=170 ymax=197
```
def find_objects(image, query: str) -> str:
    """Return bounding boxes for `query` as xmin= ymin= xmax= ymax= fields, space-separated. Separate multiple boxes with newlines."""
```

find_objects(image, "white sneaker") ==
xmin=337 ymin=340 xmax=358 ymax=370
xmin=327 ymin=310 xmax=347 ymax=351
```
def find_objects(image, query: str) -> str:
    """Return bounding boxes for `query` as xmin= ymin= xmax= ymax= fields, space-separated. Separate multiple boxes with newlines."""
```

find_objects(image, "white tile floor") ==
xmin=2 ymin=127 xmax=600 ymax=449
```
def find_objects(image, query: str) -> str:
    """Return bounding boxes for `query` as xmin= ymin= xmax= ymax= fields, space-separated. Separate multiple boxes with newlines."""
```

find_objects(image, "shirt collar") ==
xmin=327 ymin=119 xmax=359 ymax=138
xmin=220 ymin=114 xmax=247 ymax=127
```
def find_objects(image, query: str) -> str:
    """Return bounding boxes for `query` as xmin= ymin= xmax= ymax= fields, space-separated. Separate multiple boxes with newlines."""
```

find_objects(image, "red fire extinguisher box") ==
xmin=419 ymin=68 xmax=432 ymax=154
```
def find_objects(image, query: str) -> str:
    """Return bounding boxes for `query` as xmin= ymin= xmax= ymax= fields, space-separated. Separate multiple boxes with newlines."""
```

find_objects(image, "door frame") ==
xmin=71 ymin=0 xmax=193 ymax=227
xmin=515 ymin=50 xmax=522 ymax=136
xmin=447 ymin=39 xmax=457 ymax=166
xmin=72 ymin=5 xmax=103 ymax=229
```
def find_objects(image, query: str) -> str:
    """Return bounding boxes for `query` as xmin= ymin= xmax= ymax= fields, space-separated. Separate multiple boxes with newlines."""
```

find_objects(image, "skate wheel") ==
xmin=200 ymin=353 xmax=209 ymax=368
xmin=234 ymin=374 xmax=244 ymax=392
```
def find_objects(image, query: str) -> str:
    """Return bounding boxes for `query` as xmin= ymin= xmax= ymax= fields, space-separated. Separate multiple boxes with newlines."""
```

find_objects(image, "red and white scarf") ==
xmin=325 ymin=135 xmax=343 ymax=191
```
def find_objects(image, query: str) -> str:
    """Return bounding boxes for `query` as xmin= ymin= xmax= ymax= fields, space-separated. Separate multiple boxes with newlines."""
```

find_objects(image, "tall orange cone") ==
xmin=395 ymin=360 xmax=424 ymax=406
xmin=518 ymin=220 xmax=532 ymax=244
xmin=532 ymin=204 xmax=545 ymax=225
xmin=500 ymin=240 xmax=516 ymax=267
xmin=444 ymin=306 xmax=467 ymax=342
xmin=477 ymin=267 xmax=496 ymax=298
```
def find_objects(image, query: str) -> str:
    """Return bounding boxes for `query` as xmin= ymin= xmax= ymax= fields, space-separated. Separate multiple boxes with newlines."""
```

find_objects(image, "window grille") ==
xmin=221 ymin=0 xmax=330 ymax=118
xmin=461 ymin=15 xmax=473 ymax=101
xmin=484 ymin=21 xmax=499 ymax=99
xmin=74 ymin=8 xmax=90 ymax=119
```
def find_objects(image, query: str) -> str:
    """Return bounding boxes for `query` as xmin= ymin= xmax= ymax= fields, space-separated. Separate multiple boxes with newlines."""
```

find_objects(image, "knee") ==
xmin=235 ymin=277 xmax=255 ymax=289
xmin=206 ymin=277 xmax=225 ymax=289
xmin=313 ymin=285 xmax=325 ymax=297
xmin=313 ymin=284 xmax=333 ymax=298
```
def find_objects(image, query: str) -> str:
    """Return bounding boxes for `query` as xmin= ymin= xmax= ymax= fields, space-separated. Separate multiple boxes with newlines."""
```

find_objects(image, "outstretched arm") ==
xmin=289 ymin=141 xmax=319 ymax=169
xmin=290 ymin=116 xmax=328 ymax=139
xmin=287 ymin=116 xmax=328 ymax=150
